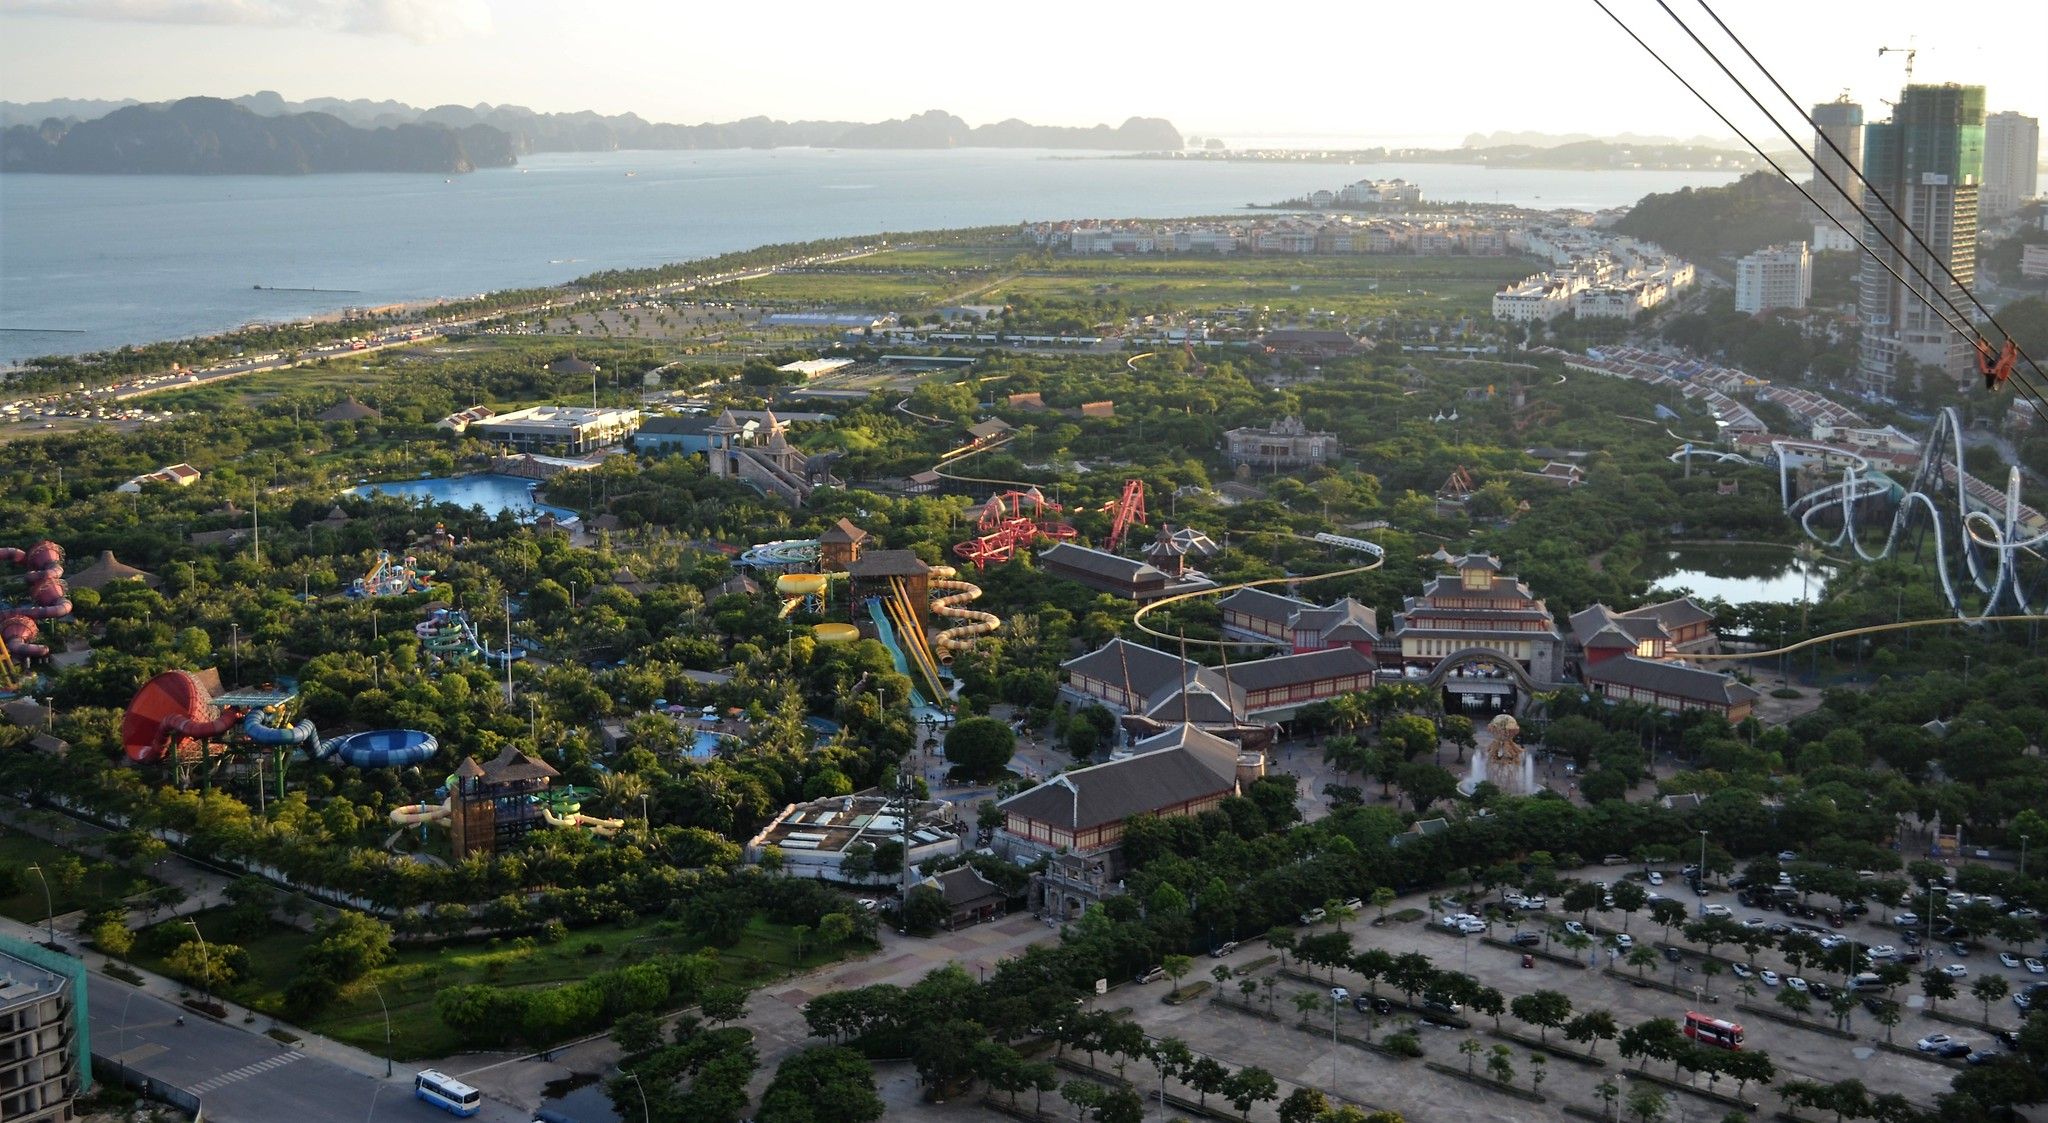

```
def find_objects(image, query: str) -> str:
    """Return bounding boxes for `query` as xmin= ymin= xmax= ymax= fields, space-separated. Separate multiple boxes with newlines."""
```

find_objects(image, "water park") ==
xmin=0 ymin=539 xmax=69 ymax=695
xmin=349 ymin=550 xmax=433 ymax=597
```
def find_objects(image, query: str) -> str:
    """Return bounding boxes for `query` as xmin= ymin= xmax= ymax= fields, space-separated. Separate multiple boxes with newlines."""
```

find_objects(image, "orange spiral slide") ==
xmin=927 ymin=565 xmax=1001 ymax=662
xmin=121 ymin=670 xmax=244 ymax=763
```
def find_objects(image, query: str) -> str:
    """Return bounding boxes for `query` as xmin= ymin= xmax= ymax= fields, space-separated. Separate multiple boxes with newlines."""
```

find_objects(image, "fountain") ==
xmin=1459 ymin=713 xmax=1537 ymax=797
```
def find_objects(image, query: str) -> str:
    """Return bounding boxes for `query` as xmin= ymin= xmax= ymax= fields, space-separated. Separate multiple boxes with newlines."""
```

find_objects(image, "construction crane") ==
xmin=1878 ymin=39 xmax=1917 ymax=83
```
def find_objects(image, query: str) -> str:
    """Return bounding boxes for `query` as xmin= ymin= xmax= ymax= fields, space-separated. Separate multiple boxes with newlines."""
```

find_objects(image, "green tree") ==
xmin=943 ymin=717 xmax=1016 ymax=781
xmin=1486 ymin=1043 xmax=1515 ymax=1086
xmin=756 ymin=1046 xmax=885 ymax=1123
xmin=1223 ymin=1066 xmax=1278 ymax=1123
xmin=1162 ymin=954 xmax=1193 ymax=1000
xmin=1971 ymin=974 xmax=2009 ymax=1024
xmin=1511 ymin=989 xmax=1573 ymax=1043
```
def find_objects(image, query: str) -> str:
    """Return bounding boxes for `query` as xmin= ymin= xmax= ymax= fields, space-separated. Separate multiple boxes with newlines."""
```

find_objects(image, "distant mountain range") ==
xmin=0 ymin=92 xmax=1183 ymax=174
xmin=1461 ymin=129 xmax=1755 ymax=152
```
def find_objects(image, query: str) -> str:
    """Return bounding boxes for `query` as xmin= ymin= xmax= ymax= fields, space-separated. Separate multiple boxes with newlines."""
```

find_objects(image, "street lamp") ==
xmin=185 ymin=919 xmax=212 ymax=1011
xmin=371 ymin=981 xmax=393 ymax=1077
xmin=2022 ymin=835 xmax=2031 ymax=880
xmin=1696 ymin=831 xmax=1710 ymax=918
xmin=25 ymin=863 xmax=54 ymax=945
xmin=625 ymin=1072 xmax=651 ymax=1123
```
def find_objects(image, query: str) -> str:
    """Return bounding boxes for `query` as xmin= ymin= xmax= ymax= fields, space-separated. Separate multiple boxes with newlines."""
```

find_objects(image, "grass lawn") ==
xmin=0 ymin=828 xmax=154 ymax=925
xmin=134 ymin=908 xmax=860 ymax=1059
xmin=698 ymin=270 xmax=968 ymax=308
xmin=143 ymin=362 xmax=391 ymax=412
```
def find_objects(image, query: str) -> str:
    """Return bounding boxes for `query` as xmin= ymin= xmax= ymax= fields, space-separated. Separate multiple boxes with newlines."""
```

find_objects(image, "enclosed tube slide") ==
xmin=389 ymin=799 xmax=451 ymax=827
xmin=925 ymin=565 xmax=1000 ymax=662
xmin=541 ymin=807 xmax=625 ymax=836
xmin=242 ymin=708 xmax=318 ymax=748
xmin=2 ymin=540 xmax=70 ymax=660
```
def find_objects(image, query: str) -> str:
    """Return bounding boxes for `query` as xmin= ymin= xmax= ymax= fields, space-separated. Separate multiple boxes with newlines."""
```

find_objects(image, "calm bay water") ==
xmin=0 ymin=149 xmax=1743 ymax=363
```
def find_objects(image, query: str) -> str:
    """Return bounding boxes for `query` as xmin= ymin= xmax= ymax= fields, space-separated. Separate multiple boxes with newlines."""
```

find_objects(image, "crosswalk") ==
xmin=186 ymin=1051 xmax=303 ymax=1096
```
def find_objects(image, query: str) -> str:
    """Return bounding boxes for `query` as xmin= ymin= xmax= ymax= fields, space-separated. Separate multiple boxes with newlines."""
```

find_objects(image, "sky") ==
xmin=1 ymin=0 xmax=2042 ymax=145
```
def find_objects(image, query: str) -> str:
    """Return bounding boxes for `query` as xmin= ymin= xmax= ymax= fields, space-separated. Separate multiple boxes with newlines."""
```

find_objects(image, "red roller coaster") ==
xmin=952 ymin=488 xmax=1078 ymax=570
xmin=1102 ymin=478 xmax=1146 ymax=553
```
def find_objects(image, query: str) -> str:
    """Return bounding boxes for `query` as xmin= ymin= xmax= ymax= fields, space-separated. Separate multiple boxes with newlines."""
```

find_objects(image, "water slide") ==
xmin=812 ymin=622 xmax=860 ymax=643
xmin=865 ymin=597 xmax=941 ymax=711
xmin=242 ymin=707 xmax=319 ymax=749
xmin=389 ymin=798 xmax=451 ymax=827
xmin=926 ymin=565 xmax=1001 ymax=662
xmin=541 ymin=807 xmax=625 ymax=837
xmin=416 ymin=608 xmax=483 ymax=658
xmin=323 ymin=728 xmax=439 ymax=768
xmin=775 ymin=572 xmax=833 ymax=619
xmin=120 ymin=670 xmax=246 ymax=763
xmin=1 ymin=540 xmax=71 ymax=660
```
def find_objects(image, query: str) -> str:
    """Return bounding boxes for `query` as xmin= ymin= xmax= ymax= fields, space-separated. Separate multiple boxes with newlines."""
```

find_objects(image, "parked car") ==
xmin=1917 ymin=1033 xmax=1957 ymax=1052
xmin=1760 ymin=969 xmax=1782 ymax=987
xmin=1210 ymin=941 xmax=1240 ymax=959
xmin=1663 ymin=946 xmax=1684 ymax=963
xmin=1610 ymin=933 xmax=1635 ymax=951
xmin=1510 ymin=931 xmax=1542 ymax=947
xmin=1810 ymin=981 xmax=1836 ymax=1002
xmin=1137 ymin=966 xmax=1166 ymax=984
xmin=1730 ymin=962 xmax=1754 ymax=978
xmin=1355 ymin=995 xmax=1393 ymax=1015
xmin=1966 ymin=1050 xmax=2000 ymax=1066
xmin=1787 ymin=976 xmax=1810 ymax=992
xmin=1457 ymin=917 xmax=1487 ymax=934
xmin=1942 ymin=963 xmax=1969 ymax=979
xmin=1950 ymin=941 xmax=1971 ymax=957
xmin=1329 ymin=987 xmax=1350 ymax=1004
xmin=1902 ymin=952 xmax=1924 ymax=965
xmin=2027 ymin=958 xmax=2046 ymax=974
xmin=1647 ymin=872 xmax=1664 ymax=885
xmin=2000 ymin=952 xmax=2021 ymax=969
xmin=1936 ymin=1042 xmax=1973 ymax=1060
xmin=1778 ymin=850 xmax=1800 ymax=862
xmin=1301 ymin=908 xmax=1327 ymax=925
xmin=1703 ymin=904 xmax=1733 ymax=918
xmin=1868 ymin=945 xmax=1899 ymax=959
xmin=1895 ymin=912 xmax=1920 ymax=928
xmin=1341 ymin=897 xmax=1364 ymax=913
xmin=1563 ymin=920 xmax=1587 ymax=937
xmin=1522 ymin=954 xmax=1536 ymax=969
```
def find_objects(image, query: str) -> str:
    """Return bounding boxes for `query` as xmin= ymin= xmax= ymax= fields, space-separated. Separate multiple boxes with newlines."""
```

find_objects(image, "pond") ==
xmin=537 ymin=1071 xmax=621 ymax=1123
xmin=1642 ymin=543 xmax=1836 ymax=605
xmin=349 ymin=474 xmax=579 ymax=525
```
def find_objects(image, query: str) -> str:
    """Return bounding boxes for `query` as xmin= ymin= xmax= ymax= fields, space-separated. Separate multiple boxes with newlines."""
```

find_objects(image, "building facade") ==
xmin=1983 ymin=111 xmax=2041 ymax=220
xmin=1857 ymin=84 xmax=1986 ymax=397
xmin=1223 ymin=416 xmax=1341 ymax=469
xmin=0 ymin=935 xmax=86 ymax=1123
xmin=1388 ymin=553 xmax=1565 ymax=684
xmin=1808 ymin=98 xmax=1865 ymax=251
xmin=1735 ymin=242 xmax=1813 ymax=314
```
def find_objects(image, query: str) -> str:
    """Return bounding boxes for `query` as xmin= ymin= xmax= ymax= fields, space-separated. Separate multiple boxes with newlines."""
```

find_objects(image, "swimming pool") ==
xmin=689 ymin=730 xmax=736 ymax=759
xmin=350 ymin=474 xmax=579 ymax=524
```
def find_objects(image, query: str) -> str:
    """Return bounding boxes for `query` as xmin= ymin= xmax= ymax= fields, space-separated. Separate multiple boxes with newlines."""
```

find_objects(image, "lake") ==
xmin=0 ymin=149 xmax=1744 ymax=363
xmin=350 ymin=474 xmax=578 ymax=524
xmin=1643 ymin=543 xmax=1836 ymax=605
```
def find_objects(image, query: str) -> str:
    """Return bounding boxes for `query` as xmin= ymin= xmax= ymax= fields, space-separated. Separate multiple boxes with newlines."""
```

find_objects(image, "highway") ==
xmin=86 ymin=969 xmax=531 ymax=1123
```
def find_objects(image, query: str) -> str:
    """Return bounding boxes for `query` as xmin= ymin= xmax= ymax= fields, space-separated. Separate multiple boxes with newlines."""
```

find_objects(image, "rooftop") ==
xmin=1000 ymin=743 xmax=1237 ymax=833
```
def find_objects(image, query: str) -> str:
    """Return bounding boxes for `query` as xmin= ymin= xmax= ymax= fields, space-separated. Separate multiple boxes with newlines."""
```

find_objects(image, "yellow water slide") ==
xmin=883 ymin=575 xmax=948 ymax=702
xmin=927 ymin=564 xmax=1001 ymax=662
xmin=775 ymin=572 xmax=833 ymax=619
xmin=388 ymin=799 xmax=451 ymax=827
xmin=812 ymin=622 xmax=860 ymax=643
xmin=542 ymin=807 xmax=626 ymax=837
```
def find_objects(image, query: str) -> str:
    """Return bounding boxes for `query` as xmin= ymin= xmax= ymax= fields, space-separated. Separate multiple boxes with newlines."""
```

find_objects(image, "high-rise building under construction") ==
xmin=1808 ymin=97 xmax=1864 ymax=251
xmin=1857 ymin=84 xmax=1984 ymax=399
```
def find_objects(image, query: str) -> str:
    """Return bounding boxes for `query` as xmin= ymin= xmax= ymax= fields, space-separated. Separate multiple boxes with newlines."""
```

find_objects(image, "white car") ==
xmin=1330 ymin=987 xmax=1351 ymax=1003
xmin=1458 ymin=917 xmax=1487 ymax=934
xmin=1648 ymin=872 xmax=1664 ymax=885
xmin=1731 ymin=962 xmax=1755 ymax=979
xmin=2001 ymin=952 xmax=2022 ymax=968
xmin=1942 ymin=964 xmax=1969 ymax=979
xmin=1760 ymin=970 xmax=1782 ymax=987
xmin=1868 ymin=945 xmax=1899 ymax=959
xmin=1895 ymin=912 xmax=1920 ymax=927
xmin=1787 ymin=976 xmax=1809 ymax=992
xmin=1917 ymin=1033 xmax=1956 ymax=1052
xmin=1563 ymin=920 xmax=1587 ymax=937
xmin=1610 ymin=933 xmax=1635 ymax=951
xmin=1520 ymin=895 xmax=1548 ymax=910
xmin=1743 ymin=916 xmax=1768 ymax=929
xmin=1818 ymin=934 xmax=1846 ymax=950
xmin=2027 ymin=958 xmax=2045 ymax=974
xmin=1703 ymin=904 xmax=1733 ymax=918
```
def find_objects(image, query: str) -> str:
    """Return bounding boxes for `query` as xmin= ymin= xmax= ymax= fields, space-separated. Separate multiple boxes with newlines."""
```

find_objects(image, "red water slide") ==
xmin=1 ymin=540 xmax=69 ymax=659
xmin=121 ymin=670 xmax=244 ymax=764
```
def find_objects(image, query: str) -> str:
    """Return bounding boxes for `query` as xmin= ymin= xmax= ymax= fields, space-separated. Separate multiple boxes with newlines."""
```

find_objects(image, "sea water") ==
xmin=0 ymin=148 xmax=1745 ymax=363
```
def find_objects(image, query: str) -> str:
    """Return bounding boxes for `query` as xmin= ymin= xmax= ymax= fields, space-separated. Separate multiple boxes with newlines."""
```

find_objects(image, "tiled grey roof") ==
xmin=927 ymin=865 xmax=1005 ymax=907
xmin=1062 ymin=638 xmax=1195 ymax=698
xmin=1621 ymin=596 xmax=1715 ymax=630
xmin=1039 ymin=543 xmax=1166 ymax=584
xmin=1586 ymin=656 xmax=1760 ymax=706
xmin=1218 ymin=587 xmax=1314 ymax=625
xmin=1128 ymin=723 xmax=1243 ymax=782
xmin=1217 ymin=647 xmax=1373 ymax=692
xmin=848 ymin=550 xmax=931 ymax=577
xmin=999 ymin=746 xmax=1236 ymax=832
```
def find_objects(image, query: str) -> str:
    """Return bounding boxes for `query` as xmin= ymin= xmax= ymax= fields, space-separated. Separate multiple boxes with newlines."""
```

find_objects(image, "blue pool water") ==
xmin=689 ymin=730 xmax=733 ymax=759
xmin=350 ymin=474 xmax=579 ymax=523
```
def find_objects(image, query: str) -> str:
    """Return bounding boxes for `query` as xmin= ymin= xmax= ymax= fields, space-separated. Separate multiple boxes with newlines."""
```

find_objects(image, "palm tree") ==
xmin=1460 ymin=1037 xmax=1483 ymax=1074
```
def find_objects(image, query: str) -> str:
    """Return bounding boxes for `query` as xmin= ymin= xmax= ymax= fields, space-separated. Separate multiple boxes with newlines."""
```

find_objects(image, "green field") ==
xmin=134 ymin=908 xmax=857 ymax=1059
xmin=0 ymin=828 xmax=153 ymax=925
xmin=698 ymin=270 xmax=976 ymax=307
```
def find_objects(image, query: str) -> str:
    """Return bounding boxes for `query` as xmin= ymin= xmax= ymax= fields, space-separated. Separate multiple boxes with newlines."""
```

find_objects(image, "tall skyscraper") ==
xmin=1857 ymin=84 xmax=1985 ymax=399
xmin=1983 ymin=111 xmax=2041 ymax=220
xmin=1808 ymin=97 xmax=1864 ymax=252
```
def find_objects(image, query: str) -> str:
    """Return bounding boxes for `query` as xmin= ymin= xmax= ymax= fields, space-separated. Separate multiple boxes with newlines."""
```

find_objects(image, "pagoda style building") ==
xmin=449 ymin=747 xmax=559 ymax=860
xmin=1389 ymin=552 xmax=1565 ymax=686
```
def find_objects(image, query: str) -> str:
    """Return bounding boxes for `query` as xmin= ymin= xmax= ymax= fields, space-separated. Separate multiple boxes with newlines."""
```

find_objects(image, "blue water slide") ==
xmin=864 ymin=598 xmax=931 ymax=711
xmin=242 ymin=710 xmax=318 ymax=747
xmin=321 ymin=729 xmax=439 ymax=768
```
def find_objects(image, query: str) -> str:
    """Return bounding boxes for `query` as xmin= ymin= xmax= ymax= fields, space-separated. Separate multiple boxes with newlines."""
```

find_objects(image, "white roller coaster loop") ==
xmin=1781 ymin=406 xmax=2044 ymax=620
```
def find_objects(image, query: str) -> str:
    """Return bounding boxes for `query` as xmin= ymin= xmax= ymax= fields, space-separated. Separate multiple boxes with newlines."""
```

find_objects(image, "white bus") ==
xmin=413 ymin=1070 xmax=482 ymax=1116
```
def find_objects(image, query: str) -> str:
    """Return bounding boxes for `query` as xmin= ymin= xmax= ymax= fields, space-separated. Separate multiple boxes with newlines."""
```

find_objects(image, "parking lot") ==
xmin=1059 ymin=873 xmax=2030 ymax=1122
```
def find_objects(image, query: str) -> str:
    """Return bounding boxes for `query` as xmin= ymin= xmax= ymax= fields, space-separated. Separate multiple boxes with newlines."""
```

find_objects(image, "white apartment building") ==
xmin=1735 ymin=242 xmax=1812 ymax=314
xmin=1494 ymin=273 xmax=1589 ymax=322
xmin=1983 ymin=111 xmax=2041 ymax=219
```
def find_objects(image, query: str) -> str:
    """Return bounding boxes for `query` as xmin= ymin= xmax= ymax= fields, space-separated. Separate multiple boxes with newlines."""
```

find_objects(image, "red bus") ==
xmin=1684 ymin=1011 xmax=1744 ymax=1050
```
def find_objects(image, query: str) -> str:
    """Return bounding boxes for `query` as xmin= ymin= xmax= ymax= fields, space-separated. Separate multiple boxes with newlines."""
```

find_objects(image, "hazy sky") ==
xmin=1 ymin=0 xmax=2042 ymax=143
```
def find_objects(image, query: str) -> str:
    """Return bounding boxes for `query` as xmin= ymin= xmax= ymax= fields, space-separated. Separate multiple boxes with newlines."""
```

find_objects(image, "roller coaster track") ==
xmin=1131 ymin=536 xmax=1385 ymax=647
xmin=1685 ymin=614 xmax=2048 ymax=662
xmin=1782 ymin=406 xmax=2048 ymax=620
xmin=931 ymin=434 xmax=1041 ymax=490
